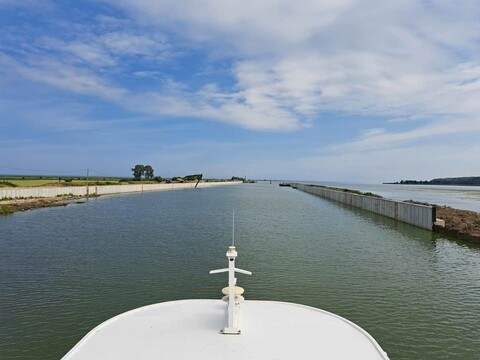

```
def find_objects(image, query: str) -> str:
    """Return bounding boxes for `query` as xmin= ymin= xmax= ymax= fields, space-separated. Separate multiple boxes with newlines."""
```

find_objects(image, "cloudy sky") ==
xmin=1 ymin=1 xmax=479 ymax=182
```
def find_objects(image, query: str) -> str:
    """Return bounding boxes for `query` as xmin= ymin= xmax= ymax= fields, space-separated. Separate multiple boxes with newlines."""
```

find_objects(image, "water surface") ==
xmin=1 ymin=184 xmax=479 ymax=359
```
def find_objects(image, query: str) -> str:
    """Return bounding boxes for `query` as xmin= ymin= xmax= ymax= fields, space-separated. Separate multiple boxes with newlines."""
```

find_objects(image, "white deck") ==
xmin=62 ymin=299 xmax=389 ymax=359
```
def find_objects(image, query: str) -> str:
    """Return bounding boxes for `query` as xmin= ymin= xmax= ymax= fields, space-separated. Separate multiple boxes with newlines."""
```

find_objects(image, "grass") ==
xmin=476 ymin=220 xmax=480 ymax=226
xmin=56 ymin=193 xmax=76 ymax=197
xmin=7 ymin=179 xmax=62 ymax=187
xmin=363 ymin=192 xmax=383 ymax=198
xmin=0 ymin=204 xmax=15 ymax=215
xmin=0 ymin=180 xmax=19 ymax=187
xmin=1 ymin=196 xmax=37 ymax=201
xmin=0 ymin=176 xmax=186 ymax=188
xmin=311 ymin=184 xmax=383 ymax=198
xmin=70 ymin=180 xmax=122 ymax=186
xmin=0 ymin=177 xmax=124 ymax=187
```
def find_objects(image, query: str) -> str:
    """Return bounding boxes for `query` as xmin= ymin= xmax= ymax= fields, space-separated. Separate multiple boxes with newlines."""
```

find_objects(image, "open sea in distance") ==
xmin=1 ymin=182 xmax=479 ymax=359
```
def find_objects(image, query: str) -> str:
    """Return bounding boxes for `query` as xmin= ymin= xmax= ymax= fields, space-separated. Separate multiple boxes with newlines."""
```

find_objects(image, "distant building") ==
xmin=184 ymin=174 xmax=203 ymax=181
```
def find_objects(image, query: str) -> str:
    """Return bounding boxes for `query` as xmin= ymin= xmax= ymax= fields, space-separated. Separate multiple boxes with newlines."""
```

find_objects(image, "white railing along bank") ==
xmin=0 ymin=181 xmax=242 ymax=199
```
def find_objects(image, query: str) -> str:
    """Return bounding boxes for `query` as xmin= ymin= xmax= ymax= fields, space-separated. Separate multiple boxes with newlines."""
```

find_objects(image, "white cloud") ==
xmin=0 ymin=54 xmax=127 ymax=103
xmin=331 ymin=118 xmax=480 ymax=153
xmin=105 ymin=0 xmax=480 ymax=134
xmin=108 ymin=0 xmax=354 ymax=54
xmin=129 ymin=90 xmax=301 ymax=131
xmin=37 ymin=31 xmax=170 ymax=68
xmin=2 ymin=51 xmax=304 ymax=130
xmin=4 ymin=0 xmax=480 ymax=138
xmin=133 ymin=71 xmax=162 ymax=78
xmin=101 ymin=32 xmax=168 ymax=58
xmin=0 ymin=0 xmax=52 ymax=8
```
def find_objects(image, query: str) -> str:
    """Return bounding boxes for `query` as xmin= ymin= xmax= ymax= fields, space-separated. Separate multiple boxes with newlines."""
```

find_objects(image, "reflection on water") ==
xmin=1 ymin=183 xmax=479 ymax=360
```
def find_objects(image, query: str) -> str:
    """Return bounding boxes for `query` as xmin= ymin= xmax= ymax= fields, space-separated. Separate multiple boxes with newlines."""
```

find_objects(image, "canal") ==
xmin=1 ymin=183 xmax=479 ymax=359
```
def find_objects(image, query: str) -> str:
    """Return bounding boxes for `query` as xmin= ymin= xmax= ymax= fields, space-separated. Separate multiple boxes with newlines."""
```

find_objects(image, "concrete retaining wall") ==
xmin=293 ymin=183 xmax=434 ymax=230
xmin=0 ymin=181 xmax=241 ymax=199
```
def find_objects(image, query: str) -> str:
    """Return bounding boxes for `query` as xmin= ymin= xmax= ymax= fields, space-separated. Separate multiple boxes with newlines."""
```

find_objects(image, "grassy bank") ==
xmin=299 ymin=184 xmax=480 ymax=244
xmin=0 ymin=175 xmax=130 ymax=187
xmin=0 ymin=204 xmax=15 ymax=215
xmin=0 ymin=181 xmax=238 ymax=214
xmin=0 ymin=196 xmax=85 ymax=215
xmin=434 ymin=206 xmax=480 ymax=244
xmin=310 ymin=184 xmax=384 ymax=198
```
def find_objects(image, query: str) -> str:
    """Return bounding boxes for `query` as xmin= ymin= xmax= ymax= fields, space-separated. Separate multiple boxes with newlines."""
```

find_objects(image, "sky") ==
xmin=1 ymin=0 xmax=480 ymax=182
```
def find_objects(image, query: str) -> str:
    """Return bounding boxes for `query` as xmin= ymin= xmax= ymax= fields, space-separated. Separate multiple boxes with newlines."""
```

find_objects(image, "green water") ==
xmin=1 ymin=184 xmax=479 ymax=359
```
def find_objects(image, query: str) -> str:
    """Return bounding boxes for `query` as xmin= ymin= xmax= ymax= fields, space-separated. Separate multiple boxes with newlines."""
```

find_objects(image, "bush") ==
xmin=0 ymin=204 xmax=15 ymax=215
xmin=0 ymin=180 xmax=18 ymax=187
xmin=92 ymin=181 xmax=117 ymax=186
xmin=363 ymin=192 xmax=383 ymax=198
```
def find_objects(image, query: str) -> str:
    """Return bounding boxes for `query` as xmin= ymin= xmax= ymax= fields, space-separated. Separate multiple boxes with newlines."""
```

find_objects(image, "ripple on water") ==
xmin=1 ymin=184 xmax=480 ymax=360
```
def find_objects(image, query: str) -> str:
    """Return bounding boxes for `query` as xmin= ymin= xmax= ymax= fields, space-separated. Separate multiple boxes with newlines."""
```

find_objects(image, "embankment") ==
xmin=292 ymin=183 xmax=434 ymax=230
xmin=0 ymin=181 xmax=241 ymax=214
xmin=434 ymin=206 xmax=480 ymax=243
xmin=0 ymin=181 xmax=241 ymax=199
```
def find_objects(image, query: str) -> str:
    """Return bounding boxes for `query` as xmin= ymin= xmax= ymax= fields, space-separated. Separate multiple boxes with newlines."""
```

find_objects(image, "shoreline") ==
xmin=434 ymin=205 xmax=480 ymax=244
xmin=3 ymin=183 xmax=479 ymax=244
xmin=383 ymin=183 xmax=480 ymax=187
xmin=394 ymin=200 xmax=480 ymax=244
xmin=0 ymin=195 xmax=88 ymax=214
xmin=0 ymin=181 xmax=241 ymax=215
xmin=293 ymin=184 xmax=480 ymax=244
xmin=0 ymin=181 xmax=241 ymax=201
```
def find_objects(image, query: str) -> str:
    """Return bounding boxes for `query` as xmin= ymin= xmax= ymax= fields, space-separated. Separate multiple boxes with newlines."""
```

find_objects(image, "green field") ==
xmin=0 ymin=177 xmax=125 ymax=188
xmin=7 ymin=179 xmax=63 ymax=187
xmin=0 ymin=176 xmax=204 ymax=188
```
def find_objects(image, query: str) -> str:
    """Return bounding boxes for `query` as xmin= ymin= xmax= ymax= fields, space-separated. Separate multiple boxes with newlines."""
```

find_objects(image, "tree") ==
xmin=132 ymin=164 xmax=145 ymax=180
xmin=144 ymin=165 xmax=154 ymax=180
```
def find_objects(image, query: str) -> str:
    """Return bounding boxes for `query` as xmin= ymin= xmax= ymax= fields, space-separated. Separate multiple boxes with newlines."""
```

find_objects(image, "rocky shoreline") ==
xmin=434 ymin=205 xmax=480 ymax=244
xmin=0 ymin=196 xmax=87 ymax=214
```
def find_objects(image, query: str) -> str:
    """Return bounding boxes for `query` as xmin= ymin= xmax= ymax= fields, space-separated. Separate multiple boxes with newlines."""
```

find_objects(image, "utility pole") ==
xmin=86 ymin=168 xmax=89 ymax=200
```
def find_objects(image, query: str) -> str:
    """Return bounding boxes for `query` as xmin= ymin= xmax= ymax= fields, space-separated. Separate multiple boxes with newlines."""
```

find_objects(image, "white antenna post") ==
xmin=209 ymin=212 xmax=252 ymax=334
xmin=232 ymin=210 xmax=235 ymax=246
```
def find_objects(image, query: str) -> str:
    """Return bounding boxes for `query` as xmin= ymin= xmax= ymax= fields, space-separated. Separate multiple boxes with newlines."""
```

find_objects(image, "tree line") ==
xmin=384 ymin=176 xmax=480 ymax=186
xmin=131 ymin=165 xmax=204 ymax=183
xmin=131 ymin=164 xmax=155 ymax=180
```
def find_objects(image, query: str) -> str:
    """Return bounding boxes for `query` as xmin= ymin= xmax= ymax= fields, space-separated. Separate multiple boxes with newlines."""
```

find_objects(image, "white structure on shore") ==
xmin=0 ymin=181 xmax=241 ymax=199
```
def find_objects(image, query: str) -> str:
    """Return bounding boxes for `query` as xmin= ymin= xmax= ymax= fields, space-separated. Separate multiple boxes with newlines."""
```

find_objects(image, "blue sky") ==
xmin=1 ymin=0 xmax=480 ymax=182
